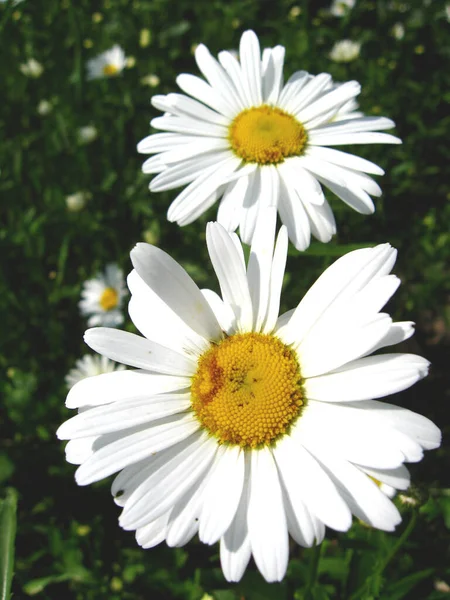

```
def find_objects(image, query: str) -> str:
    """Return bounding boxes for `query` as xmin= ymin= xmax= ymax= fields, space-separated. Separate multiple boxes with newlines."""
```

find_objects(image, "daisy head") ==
xmin=86 ymin=45 xmax=127 ymax=80
xmin=79 ymin=263 xmax=127 ymax=328
xmin=59 ymin=209 xmax=440 ymax=583
xmin=138 ymin=30 xmax=401 ymax=251
xmin=329 ymin=0 xmax=356 ymax=17
xmin=329 ymin=40 xmax=362 ymax=63
xmin=66 ymin=354 xmax=125 ymax=389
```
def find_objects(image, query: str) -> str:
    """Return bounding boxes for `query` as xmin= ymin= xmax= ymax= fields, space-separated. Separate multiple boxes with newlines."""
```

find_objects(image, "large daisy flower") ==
xmin=138 ymin=30 xmax=401 ymax=250
xmin=79 ymin=263 xmax=127 ymax=328
xmin=58 ymin=209 xmax=440 ymax=583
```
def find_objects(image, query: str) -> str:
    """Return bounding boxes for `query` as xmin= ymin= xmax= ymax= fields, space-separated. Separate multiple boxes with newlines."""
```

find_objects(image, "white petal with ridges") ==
xmin=239 ymin=30 xmax=262 ymax=106
xmin=84 ymin=328 xmax=196 ymax=376
xmin=262 ymin=226 xmax=288 ymax=334
xmin=305 ymin=353 xmax=430 ymax=402
xmin=307 ymin=146 xmax=384 ymax=175
xmin=199 ymin=446 xmax=245 ymax=545
xmin=248 ymin=448 xmax=289 ymax=582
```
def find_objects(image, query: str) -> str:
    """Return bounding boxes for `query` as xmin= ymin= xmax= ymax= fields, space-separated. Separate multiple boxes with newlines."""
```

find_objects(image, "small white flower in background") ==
xmin=330 ymin=0 xmax=355 ymax=17
xmin=86 ymin=45 xmax=127 ymax=80
xmin=445 ymin=4 xmax=450 ymax=22
xmin=392 ymin=23 xmax=405 ymax=40
xmin=37 ymin=99 xmax=52 ymax=116
xmin=138 ymin=30 xmax=400 ymax=252
xmin=66 ymin=355 xmax=125 ymax=389
xmin=79 ymin=264 xmax=127 ymax=327
xmin=20 ymin=58 xmax=44 ymax=78
xmin=66 ymin=191 xmax=91 ymax=212
xmin=140 ymin=74 xmax=160 ymax=88
xmin=77 ymin=125 xmax=98 ymax=145
xmin=330 ymin=39 xmax=361 ymax=63
xmin=59 ymin=208 xmax=440 ymax=583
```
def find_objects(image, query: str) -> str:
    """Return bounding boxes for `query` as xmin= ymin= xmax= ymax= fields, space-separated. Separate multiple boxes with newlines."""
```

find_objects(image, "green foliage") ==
xmin=0 ymin=0 xmax=448 ymax=598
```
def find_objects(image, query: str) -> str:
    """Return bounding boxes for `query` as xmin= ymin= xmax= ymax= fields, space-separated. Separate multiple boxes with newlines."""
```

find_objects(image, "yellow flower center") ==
xmin=191 ymin=332 xmax=304 ymax=448
xmin=99 ymin=287 xmax=119 ymax=311
xmin=102 ymin=63 xmax=119 ymax=76
xmin=228 ymin=105 xmax=308 ymax=165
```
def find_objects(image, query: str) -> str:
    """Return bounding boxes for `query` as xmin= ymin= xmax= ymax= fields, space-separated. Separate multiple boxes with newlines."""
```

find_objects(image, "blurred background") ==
xmin=0 ymin=0 xmax=449 ymax=598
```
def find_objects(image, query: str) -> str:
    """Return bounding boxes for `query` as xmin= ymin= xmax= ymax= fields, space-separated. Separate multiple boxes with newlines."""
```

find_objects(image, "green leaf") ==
xmin=384 ymin=568 xmax=434 ymax=600
xmin=0 ymin=488 xmax=18 ymax=600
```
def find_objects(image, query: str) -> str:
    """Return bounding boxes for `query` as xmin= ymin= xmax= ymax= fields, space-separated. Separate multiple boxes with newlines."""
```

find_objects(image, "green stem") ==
xmin=349 ymin=512 xmax=417 ymax=600
xmin=0 ymin=488 xmax=18 ymax=600
xmin=303 ymin=543 xmax=323 ymax=599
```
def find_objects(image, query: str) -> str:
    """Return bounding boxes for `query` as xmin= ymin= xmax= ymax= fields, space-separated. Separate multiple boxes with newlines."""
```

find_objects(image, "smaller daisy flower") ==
xmin=77 ymin=125 xmax=98 ymax=145
xmin=392 ymin=23 xmax=405 ymax=40
xmin=37 ymin=99 xmax=52 ymax=116
xmin=330 ymin=0 xmax=355 ymax=17
xmin=20 ymin=58 xmax=43 ymax=78
xmin=138 ymin=30 xmax=401 ymax=251
xmin=79 ymin=264 xmax=127 ymax=327
xmin=66 ymin=191 xmax=91 ymax=212
xmin=86 ymin=45 xmax=127 ymax=80
xmin=330 ymin=40 xmax=361 ymax=63
xmin=140 ymin=74 xmax=160 ymax=88
xmin=66 ymin=354 xmax=125 ymax=389
xmin=59 ymin=209 xmax=440 ymax=583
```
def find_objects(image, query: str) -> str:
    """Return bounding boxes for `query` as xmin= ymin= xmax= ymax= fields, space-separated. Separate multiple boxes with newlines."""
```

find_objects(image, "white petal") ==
xmin=297 ymin=81 xmax=361 ymax=125
xmin=312 ymin=116 xmax=396 ymax=135
xmin=278 ymin=244 xmax=397 ymax=347
xmin=311 ymin=449 xmax=401 ymax=531
xmin=57 ymin=394 xmax=191 ymax=439
xmin=247 ymin=206 xmax=277 ymax=332
xmin=201 ymin=289 xmax=236 ymax=334
xmin=274 ymin=434 xmax=352 ymax=531
xmin=199 ymin=446 xmax=245 ymax=545
xmin=136 ymin=513 xmax=169 ymax=548
xmin=194 ymin=45 xmax=241 ymax=115
xmin=220 ymin=454 xmax=251 ymax=583
xmin=138 ymin=132 xmax=193 ymax=154
xmin=278 ymin=170 xmax=311 ymax=251
xmin=284 ymin=73 xmax=332 ymax=115
xmin=262 ymin=45 xmax=285 ymax=104
xmin=360 ymin=464 xmax=410 ymax=491
xmin=218 ymin=50 xmax=252 ymax=108
xmin=130 ymin=243 xmax=222 ymax=343
xmin=302 ymin=197 xmax=336 ymax=244
xmin=307 ymin=146 xmax=385 ymax=175
xmin=279 ymin=158 xmax=325 ymax=205
xmin=151 ymin=115 xmax=227 ymax=138
xmin=309 ymin=131 xmax=402 ymax=146
xmin=176 ymin=73 xmax=235 ymax=118
xmin=248 ymin=448 xmax=289 ymax=583
xmin=282 ymin=486 xmax=316 ymax=547
xmin=152 ymin=93 xmax=229 ymax=126
xmin=66 ymin=369 xmax=189 ymax=409
xmin=217 ymin=175 xmax=249 ymax=232
xmin=167 ymin=156 xmax=241 ymax=223
xmin=75 ymin=413 xmax=199 ymax=485
xmin=305 ymin=353 xmax=430 ymax=402
xmin=150 ymin=152 xmax=228 ymax=191
xmin=262 ymin=226 xmax=288 ymax=334
xmin=278 ymin=70 xmax=310 ymax=111
xmin=239 ymin=30 xmax=262 ymax=106
xmin=84 ymin=328 xmax=196 ymax=376
xmin=64 ymin=437 xmax=97 ymax=465
xmin=119 ymin=433 xmax=217 ymax=530
xmin=206 ymin=222 xmax=253 ymax=332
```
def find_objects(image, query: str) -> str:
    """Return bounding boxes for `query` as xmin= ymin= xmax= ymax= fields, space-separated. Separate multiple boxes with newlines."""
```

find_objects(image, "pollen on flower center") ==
xmin=228 ymin=105 xmax=308 ymax=165
xmin=99 ymin=287 xmax=118 ymax=311
xmin=191 ymin=332 xmax=304 ymax=448
xmin=102 ymin=63 xmax=119 ymax=76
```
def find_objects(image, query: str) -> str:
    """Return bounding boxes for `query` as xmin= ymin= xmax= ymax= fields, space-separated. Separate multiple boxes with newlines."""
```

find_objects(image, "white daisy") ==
xmin=79 ymin=264 xmax=127 ymax=328
xmin=77 ymin=125 xmax=98 ymax=145
xmin=66 ymin=354 xmax=125 ymax=389
xmin=58 ymin=208 xmax=440 ymax=583
xmin=330 ymin=0 xmax=356 ymax=17
xmin=20 ymin=58 xmax=43 ymax=78
xmin=86 ymin=45 xmax=127 ymax=80
xmin=329 ymin=40 xmax=361 ymax=63
xmin=138 ymin=30 xmax=401 ymax=251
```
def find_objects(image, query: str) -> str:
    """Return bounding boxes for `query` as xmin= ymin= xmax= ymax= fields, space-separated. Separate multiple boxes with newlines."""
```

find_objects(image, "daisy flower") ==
xmin=86 ymin=45 xmax=127 ymax=80
xmin=138 ymin=30 xmax=401 ymax=251
xmin=330 ymin=0 xmax=356 ymax=17
xmin=66 ymin=354 xmax=125 ymax=389
xmin=58 ymin=209 xmax=440 ymax=583
xmin=79 ymin=264 xmax=127 ymax=328
xmin=329 ymin=40 xmax=362 ymax=63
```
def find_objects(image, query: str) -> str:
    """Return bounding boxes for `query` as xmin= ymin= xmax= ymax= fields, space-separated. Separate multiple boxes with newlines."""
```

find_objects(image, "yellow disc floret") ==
xmin=228 ymin=105 xmax=308 ymax=165
xmin=99 ymin=287 xmax=119 ymax=311
xmin=102 ymin=63 xmax=119 ymax=77
xmin=191 ymin=332 xmax=304 ymax=448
